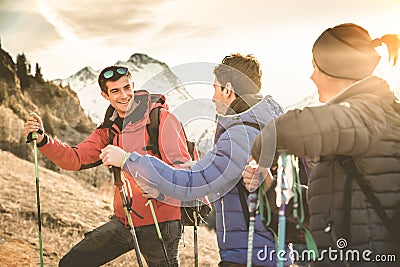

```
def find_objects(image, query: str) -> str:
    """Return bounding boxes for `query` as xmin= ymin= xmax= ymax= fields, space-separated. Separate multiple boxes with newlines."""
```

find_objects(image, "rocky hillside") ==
xmin=0 ymin=44 xmax=110 ymax=187
xmin=0 ymin=149 xmax=219 ymax=266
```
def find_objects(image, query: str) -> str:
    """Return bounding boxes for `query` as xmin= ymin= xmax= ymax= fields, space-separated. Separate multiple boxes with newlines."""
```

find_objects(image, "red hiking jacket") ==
xmin=39 ymin=90 xmax=191 ymax=226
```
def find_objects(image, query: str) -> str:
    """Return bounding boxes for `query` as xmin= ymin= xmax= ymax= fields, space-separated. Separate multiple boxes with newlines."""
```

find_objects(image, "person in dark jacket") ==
xmin=246 ymin=23 xmax=400 ymax=266
xmin=101 ymin=54 xmax=289 ymax=266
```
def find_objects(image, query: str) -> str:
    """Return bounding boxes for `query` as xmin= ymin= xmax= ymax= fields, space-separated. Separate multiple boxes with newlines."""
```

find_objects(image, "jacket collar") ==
xmin=215 ymin=95 xmax=283 ymax=141
xmin=98 ymin=90 xmax=151 ymax=130
xmin=328 ymin=76 xmax=393 ymax=105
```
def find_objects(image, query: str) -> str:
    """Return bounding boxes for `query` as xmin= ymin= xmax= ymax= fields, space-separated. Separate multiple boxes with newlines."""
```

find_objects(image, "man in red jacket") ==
xmin=24 ymin=66 xmax=192 ymax=266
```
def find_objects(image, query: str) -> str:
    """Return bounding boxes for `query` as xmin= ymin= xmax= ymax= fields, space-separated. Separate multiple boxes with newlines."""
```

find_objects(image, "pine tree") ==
xmin=16 ymin=53 xmax=30 ymax=89
xmin=35 ymin=63 xmax=44 ymax=83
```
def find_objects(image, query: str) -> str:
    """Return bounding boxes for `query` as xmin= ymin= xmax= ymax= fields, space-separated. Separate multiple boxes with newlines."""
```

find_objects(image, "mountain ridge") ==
xmin=0 ymin=44 xmax=111 ymax=187
xmin=54 ymin=52 xmax=195 ymax=124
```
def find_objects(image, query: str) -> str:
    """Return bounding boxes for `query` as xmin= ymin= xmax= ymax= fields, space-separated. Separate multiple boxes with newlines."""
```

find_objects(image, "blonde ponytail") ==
xmin=378 ymin=34 xmax=400 ymax=66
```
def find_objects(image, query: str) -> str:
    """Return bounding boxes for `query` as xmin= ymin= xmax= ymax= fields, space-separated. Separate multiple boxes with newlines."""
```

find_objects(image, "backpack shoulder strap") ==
xmin=337 ymin=155 xmax=399 ymax=244
xmin=144 ymin=107 xmax=162 ymax=159
xmin=181 ymin=123 xmax=197 ymax=161
xmin=144 ymin=93 xmax=166 ymax=158
xmin=237 ymin=180 xmax=250 ymax=229
xmin=241 ymin=121 xmax=261 ymax=130
xmin=144 ymin=106 xmax=198 ymax=161
xmin=217 ymin=121 xmax=261 ymax=143
xmin=223 ymin=121 xmax=261 ymax=134
xmin=235 ymin=121 xmax=261 ymax=230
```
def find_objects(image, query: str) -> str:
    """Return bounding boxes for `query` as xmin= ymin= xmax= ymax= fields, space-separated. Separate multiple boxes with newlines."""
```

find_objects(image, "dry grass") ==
xmin=0 ymin=150 xmax=219 ymax=266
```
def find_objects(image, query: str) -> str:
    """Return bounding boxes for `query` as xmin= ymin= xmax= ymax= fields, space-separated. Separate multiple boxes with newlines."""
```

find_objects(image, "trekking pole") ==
xmin=28 ymin=113 xmax=44 ymax=267
xmin=277 ymin=153 xmax=288 ymax=267
xmin=246 ymin=160 xmax=259 ymax=267
xmin=193 ymin=203 xmax=199 ymax=267
xmin=246 ymin=191 xmax=258 ymax=267
xmin=146 ymin=198 xmax=171 ymax=267
xmin=112 ymin=167 xmax=144 ymax=267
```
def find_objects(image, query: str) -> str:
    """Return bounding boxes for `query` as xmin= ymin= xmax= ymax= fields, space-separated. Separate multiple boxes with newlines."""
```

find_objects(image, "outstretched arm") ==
xmin=101 ymin=125 xmax=258 ymax=201
xmin=252 ymin=96 xmax=388 ymax=167
xmin=25 ymin=113 xmax=109 ymax=171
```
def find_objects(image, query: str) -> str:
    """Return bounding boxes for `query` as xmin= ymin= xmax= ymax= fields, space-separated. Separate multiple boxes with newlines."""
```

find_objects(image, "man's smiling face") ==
xmin=101 ymin=76 xmax=134 ymax=117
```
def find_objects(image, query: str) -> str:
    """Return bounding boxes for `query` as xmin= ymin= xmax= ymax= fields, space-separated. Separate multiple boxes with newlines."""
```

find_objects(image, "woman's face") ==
xmin=310 ymin=60 xmax=332 ymax=103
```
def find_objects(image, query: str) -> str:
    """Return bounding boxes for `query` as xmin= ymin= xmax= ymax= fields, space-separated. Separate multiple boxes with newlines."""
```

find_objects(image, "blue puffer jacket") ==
xmin=124 ymin=95 xmax=287 ymax=266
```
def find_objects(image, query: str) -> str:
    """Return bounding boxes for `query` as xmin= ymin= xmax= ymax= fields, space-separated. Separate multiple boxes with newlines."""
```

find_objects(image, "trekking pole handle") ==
xmin=112 ymin=167 xmax=123 ymax=188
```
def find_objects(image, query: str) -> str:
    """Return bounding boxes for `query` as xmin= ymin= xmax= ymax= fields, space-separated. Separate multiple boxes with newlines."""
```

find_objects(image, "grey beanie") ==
xmin=312 ymin=27 xmax=381 ymax=80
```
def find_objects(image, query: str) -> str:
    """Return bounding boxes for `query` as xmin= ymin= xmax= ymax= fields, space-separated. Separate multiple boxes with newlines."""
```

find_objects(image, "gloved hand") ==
xmin=242 ymin=157 xmax=273 ymax=192
xmin=24 ymin=113 xmax=45 ymax=143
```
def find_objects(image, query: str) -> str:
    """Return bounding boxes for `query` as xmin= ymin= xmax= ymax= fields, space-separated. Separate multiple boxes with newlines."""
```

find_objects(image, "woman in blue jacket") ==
xmin=101 ymin=54 xmax=287 ymax=266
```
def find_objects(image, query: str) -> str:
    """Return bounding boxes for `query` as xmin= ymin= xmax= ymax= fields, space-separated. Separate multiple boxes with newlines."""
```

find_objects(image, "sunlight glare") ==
xmin=37 ymin=0 xmax=79 ymax=42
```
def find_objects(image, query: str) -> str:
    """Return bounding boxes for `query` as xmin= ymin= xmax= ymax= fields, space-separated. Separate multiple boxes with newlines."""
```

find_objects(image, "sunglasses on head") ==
xmin=102 ymin=67 xmax=128 ymax=79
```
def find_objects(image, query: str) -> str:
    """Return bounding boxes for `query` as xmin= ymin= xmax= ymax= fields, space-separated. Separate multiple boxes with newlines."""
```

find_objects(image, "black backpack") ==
xmin=338 ymin=101 xmax=400 ymax=246
xmin=218 ymin=121 xmax=310 ymax=244
xmin=237 ymin=166 xmax=310 ymax=245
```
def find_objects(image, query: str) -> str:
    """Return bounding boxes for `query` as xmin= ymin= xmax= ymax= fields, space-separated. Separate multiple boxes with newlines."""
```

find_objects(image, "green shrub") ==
xmin=0 ymin=82 xmax=8 ymax=104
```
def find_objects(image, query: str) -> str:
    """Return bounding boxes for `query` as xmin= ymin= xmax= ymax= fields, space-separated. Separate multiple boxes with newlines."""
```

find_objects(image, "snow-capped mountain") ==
xmin=54 ymin=53 xmax=216 ymax=155
xmin=284 ymin=93 xmax=321 ymax=111
xmin=55 ymin=54 xmax=329 ymax=156
xmin=54 ymin=54 xmax=194 ymax=123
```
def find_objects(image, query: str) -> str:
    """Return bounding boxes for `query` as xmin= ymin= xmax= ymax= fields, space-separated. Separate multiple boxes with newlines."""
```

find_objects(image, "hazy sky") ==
xmin=1 ymin=0 xmax=399 ymax=106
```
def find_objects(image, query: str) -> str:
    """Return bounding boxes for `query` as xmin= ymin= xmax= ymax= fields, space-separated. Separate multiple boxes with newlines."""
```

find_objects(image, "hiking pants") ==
xmin=59 ymin=216 xmax=182 ymax=267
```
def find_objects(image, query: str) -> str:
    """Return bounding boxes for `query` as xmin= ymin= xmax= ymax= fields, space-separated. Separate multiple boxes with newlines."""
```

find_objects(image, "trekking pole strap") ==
xmin=112 ymin=167 xmax=123 ymax=187
xmin=26 ymin=129 xmax=44 ymax=143
xmin=112 ymin=167 xmax=144 ymax=219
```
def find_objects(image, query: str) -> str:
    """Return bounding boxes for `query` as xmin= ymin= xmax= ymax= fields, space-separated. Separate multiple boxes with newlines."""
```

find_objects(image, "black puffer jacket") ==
xmin=253 ymin=76 xmax=400 ymax=265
